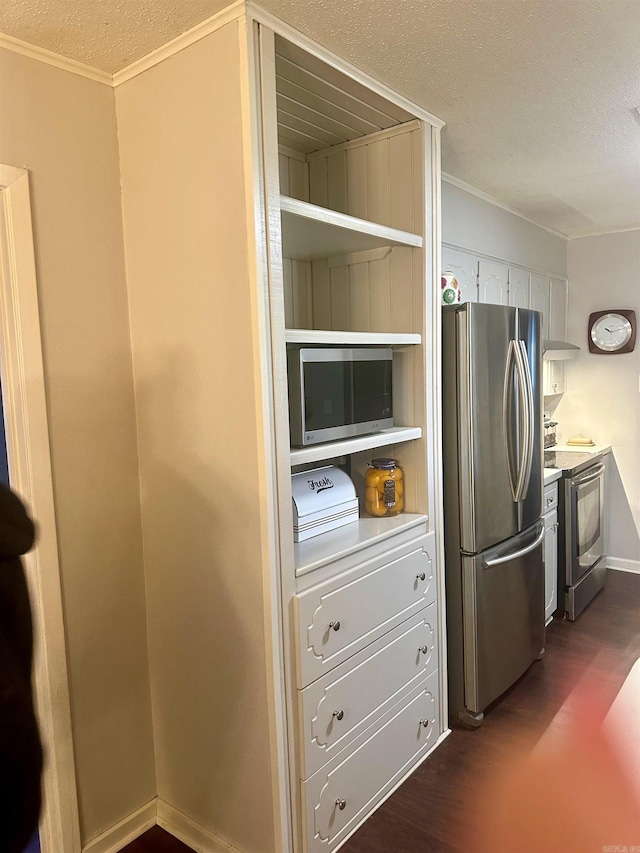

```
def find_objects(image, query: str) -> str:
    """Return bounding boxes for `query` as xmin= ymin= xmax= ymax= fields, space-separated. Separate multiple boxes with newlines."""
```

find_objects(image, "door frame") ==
xmin=0 ymin=164 xmax=80 ymax=851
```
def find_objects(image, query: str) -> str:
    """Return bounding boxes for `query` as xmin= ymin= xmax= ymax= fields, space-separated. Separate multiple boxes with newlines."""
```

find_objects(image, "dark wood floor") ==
xmin=121 ymin=569 xmax=640 ymax=853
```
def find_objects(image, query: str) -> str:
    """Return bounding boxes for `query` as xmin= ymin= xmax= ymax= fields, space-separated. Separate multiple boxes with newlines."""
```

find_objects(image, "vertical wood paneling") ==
xmin=292 ymin=261 xmax=313 ymax=328
xmin=309 ymin=158 xmax=328 ymax=208
xmin=390 ymin=248 xmax=414 ymax=332
xmin=349 ymin=263 xmax=370 ymax=331
xmin=289 ymin=158 xmax=310 ymax=202
xmin=282 ymin=257 xmax=294 ymax=327
xmin=389 ymin=132 xmax=414 ymax=233
xmin=368 ymin=254 xmax=391 ymax=333
xmin=366 ymin=139 xmax=390 ymax=226
xmin=329 ymin=265 xmax=350 ymax=330
xmin=311 ymin=259 xmax=331 ymax=329
xmin=279 ymin=153 xmax=290 ymax=196
xmin=346 ymin=146 xmax=368 ymax=219
xmin=279 ymin=153 xmax=310 ymax=201
xmin=327 ymin=152 xmax=348 ymax=213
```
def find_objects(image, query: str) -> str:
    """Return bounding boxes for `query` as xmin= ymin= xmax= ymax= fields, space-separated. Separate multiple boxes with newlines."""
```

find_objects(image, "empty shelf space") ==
xmin=280 ymin=196 xmax=423 ymax=261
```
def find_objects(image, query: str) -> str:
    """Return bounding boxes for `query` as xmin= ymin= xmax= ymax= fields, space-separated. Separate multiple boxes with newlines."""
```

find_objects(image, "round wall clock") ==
xmin=588 ymin=309 xmax=636 ymax=354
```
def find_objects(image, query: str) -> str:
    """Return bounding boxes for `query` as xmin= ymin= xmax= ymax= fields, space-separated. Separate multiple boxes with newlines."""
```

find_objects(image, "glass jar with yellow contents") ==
xmin=365 ymin=458 xmax=404 ymax=517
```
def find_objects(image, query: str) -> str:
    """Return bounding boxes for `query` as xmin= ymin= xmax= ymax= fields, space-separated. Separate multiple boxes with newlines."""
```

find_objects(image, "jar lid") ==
xmin=369 ymin=457 xmax=398 ymax=469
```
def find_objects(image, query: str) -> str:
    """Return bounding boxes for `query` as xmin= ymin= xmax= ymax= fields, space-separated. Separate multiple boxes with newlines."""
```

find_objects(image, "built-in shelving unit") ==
xmin=289 ymin=426 xmax=422 ymax=467
xmin=280 ymin=195 xmax=423 ymax=261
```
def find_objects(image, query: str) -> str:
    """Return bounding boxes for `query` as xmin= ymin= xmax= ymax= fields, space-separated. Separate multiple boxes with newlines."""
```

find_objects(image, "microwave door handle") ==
xmin=512 ymin=341 xmax=530 ymax=502
xmin=484 ymin=522 xmax=545 ymax=567
xmin=518 ymin=340 xmax=535 ymax=499
xmin=503 ymin=340 xmax=519 ymax=502
xmin=571 ymin=463 xmax=606 ymax=487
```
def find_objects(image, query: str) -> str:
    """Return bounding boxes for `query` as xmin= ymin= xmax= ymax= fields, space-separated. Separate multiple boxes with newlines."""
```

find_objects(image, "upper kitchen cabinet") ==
xmin=548 ymin=278 xmax=568 ymax=340
xmin=478 ymin=259 xmax=509 ymax=305
xmin=118 ymin=8 xmax=446 ymax=853
xmin=529 ymin=273 xmax=550 ymax=338
xmin=441 ymin=246 xmax=478 ymax=303
xmin=508 ymin=267 xmax=530 ymax=309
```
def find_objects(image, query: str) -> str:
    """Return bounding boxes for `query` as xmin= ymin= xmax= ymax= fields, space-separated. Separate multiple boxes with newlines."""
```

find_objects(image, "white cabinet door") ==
xmin=508 ymin=267 xmax=530 ymax=308
xmin=529 ymin=274 xmax=550 ymax=338
xmin=543 ymin=360 xmax=566 ymax=396
xmin=441 ymin=246 xmax=478 ymax=303
xmin=549 ymin=278 xmax=568 ymax=340
xmin=544 ymin=507 xmax=558 ymax=624
xmin=478 ymin=259 xmax=509 ymax=305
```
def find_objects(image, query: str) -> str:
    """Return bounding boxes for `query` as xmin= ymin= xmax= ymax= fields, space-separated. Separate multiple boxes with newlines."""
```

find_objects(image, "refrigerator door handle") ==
xmin=517 ymin=340 xmax=535 ymax=500
xmin=483 ymin=522 xmax=545 ymax=567
xmin=503 ymin=340 xmax=519 ymax=501
xmin=512 ymin=341 xmax=530 ymax=502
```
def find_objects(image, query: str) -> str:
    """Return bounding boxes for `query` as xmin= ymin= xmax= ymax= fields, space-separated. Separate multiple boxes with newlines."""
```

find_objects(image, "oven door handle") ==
xmin=483 ymin=522 xmax=545 ymax=567
xmin=571 ymin=463 xmax=605 ymax=487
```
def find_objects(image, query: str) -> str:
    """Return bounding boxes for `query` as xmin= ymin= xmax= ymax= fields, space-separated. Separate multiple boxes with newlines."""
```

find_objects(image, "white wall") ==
xmin=557 ymin=230 xmax=640 ymax=570
xmin=116 ymin=21 xmax=278 ymax=853
xmin=442 ymin=180 xmax=568 ymax=276
xmin=0 ymin=47 xmax=155 ymax=842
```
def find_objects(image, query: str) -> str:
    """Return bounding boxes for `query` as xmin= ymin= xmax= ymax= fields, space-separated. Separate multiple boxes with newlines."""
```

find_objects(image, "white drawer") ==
xmin=543 ymin=482 xmax=558 ymax=513
xmin=294 ymin=533 xmax=436 ymax=687
xmin=302 ymin=671 xmax=440 ymax=853
xmin=299 ymin=603 xmax=438 ymax=779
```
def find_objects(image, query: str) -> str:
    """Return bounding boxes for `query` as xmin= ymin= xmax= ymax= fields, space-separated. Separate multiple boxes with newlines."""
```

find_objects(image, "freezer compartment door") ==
xmin=462 ymin=522 xmax=545 ymax=715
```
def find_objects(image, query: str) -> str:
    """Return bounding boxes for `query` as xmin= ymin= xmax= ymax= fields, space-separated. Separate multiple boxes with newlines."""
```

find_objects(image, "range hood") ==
xmin=543 ymin=340 xmax=580 ymax=360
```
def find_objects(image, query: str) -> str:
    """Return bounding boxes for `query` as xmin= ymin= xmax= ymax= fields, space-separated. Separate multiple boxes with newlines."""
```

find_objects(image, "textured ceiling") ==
xmin=1 ymin=0 xmax=639 ymax=238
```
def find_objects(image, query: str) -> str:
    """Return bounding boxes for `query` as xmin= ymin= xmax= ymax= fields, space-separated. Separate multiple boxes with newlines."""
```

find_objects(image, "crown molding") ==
xmin=112 ymin=0 xmax=245 ymax=86
xmin=0 ymin=0 xmax=245 ymax=88
xmin=567 ymin=225 xmax=640 ymax=241
xmin=442 ymin=172 xmax=569 ymax=240
xmin=0 ymin=31 xmax=113 ymax=85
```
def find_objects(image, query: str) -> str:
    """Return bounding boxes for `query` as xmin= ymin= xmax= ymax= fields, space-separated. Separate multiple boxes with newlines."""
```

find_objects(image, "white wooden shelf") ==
xmin=294 ymin=513 xmax=429 ymax=577
xmin=280 ymin=196 xmax=423 ymax=261
xmin=285 ymin=329 xmax=421 ymax=346
xmin=290 ymin=426 xmax=422 ymax=466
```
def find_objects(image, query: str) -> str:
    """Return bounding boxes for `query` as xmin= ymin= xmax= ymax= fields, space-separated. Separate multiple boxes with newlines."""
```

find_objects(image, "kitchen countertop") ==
xmin=544 ymin=445 xmax=612 ymax=479
xmin=543 ymin=468 xmax=562 ymax=486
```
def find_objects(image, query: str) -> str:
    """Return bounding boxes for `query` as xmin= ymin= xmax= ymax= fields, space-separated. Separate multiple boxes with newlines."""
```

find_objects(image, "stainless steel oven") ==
xmin=560 ymin=457 xmax=607 ymax=620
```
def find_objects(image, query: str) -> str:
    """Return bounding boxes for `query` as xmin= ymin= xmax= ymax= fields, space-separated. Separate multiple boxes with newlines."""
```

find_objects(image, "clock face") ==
xmin=590 ymin=313 xmax=633 ymax=351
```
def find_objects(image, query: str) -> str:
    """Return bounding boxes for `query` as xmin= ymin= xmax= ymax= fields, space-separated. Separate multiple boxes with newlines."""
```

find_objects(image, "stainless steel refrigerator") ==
xmin=442 ymin=302 xmax=545 ymax=728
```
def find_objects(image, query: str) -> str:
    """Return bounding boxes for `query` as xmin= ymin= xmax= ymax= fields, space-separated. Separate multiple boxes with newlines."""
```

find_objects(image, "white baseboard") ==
xmin=157 ymin=798 xmax=239 ymax=852
xmin=608 ymin=557 xmax=640 ymax=574
xmin=82 ymin=799 xmax=157 ymax=853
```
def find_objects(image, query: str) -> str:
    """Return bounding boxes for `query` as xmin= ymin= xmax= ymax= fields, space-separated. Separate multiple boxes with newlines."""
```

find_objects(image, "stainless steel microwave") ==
xmin=287 ymin=347 xmax=394 ymax=447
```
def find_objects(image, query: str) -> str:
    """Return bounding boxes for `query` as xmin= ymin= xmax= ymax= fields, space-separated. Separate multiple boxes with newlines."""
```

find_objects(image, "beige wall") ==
xmin=116 ymin=21 xmax=277 ymax=853
xmin=559 ymin=230 xmax=640 ymax=567
xmin=0 ymin=48 xmax=155 ymax=842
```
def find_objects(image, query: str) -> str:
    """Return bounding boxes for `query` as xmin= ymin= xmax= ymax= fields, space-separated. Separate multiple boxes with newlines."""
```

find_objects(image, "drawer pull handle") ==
xmin=419 ymin=645 xmax=428 ymax=655
xmin=335 ymin=799 xmax=346 ymax=811
xmin=419 ymin=719 xmax=430 ymax=728
xmin=416 ymin=572 xmax=426 ymax=581
xmin=333 ymin=709 xmax=344 ymax=721
xmin=329 ymin=620 xmax=341 ymax=632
